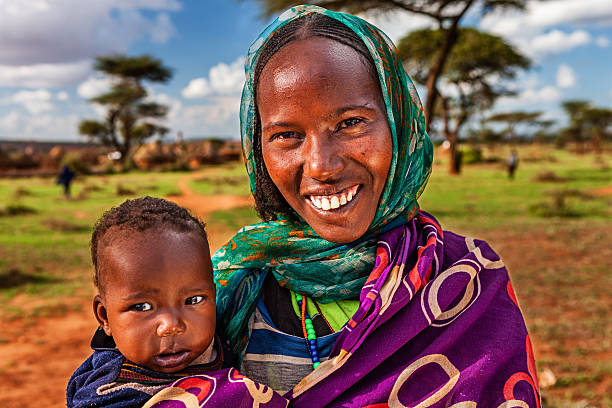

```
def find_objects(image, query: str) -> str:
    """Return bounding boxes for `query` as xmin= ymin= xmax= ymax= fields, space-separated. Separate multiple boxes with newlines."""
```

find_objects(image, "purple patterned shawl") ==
xmin=146 ymin=212 xmax=540 ymax=407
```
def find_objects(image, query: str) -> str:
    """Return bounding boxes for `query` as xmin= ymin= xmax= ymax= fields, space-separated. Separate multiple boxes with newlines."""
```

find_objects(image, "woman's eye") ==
xmin=185 ymin=295 xmax=205 ymax=305
xmin=130 ymin=302 xmax=152 ymax=312
xmin=271 ymin=131 xmax=298 ymax=141
xmin=337 ymin=118 xmax=364 ymax=130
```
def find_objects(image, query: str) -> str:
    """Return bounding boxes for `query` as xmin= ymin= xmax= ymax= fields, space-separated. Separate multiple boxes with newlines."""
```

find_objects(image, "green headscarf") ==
xmin=213 ymin=5 xmax=432 ymax=352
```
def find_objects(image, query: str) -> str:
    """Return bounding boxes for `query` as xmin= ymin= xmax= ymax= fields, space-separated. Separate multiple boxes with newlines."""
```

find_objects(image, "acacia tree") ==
xmin=486 ymin=111 xmax=542 ymax=142
xmin=253 ymin=0 xmax=526 ymax=131
xmin=78 ymin=55 xmax=172 ymax=162
xmin=561 ymin=100 xmax=612 ymax=155
xmin=560 ymin=100 xmax=592 ymax=154
xmin=398 ymin=27 xmax=530 ymax=174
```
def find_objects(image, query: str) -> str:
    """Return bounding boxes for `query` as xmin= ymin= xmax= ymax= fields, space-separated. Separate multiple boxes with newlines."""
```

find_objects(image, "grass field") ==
xmin=0 ymin=145 xmax=610 ymax=406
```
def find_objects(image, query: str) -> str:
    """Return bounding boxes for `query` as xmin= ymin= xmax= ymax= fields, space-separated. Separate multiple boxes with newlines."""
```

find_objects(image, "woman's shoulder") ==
xmin=440 ymin=229 xmax=505 ymax=271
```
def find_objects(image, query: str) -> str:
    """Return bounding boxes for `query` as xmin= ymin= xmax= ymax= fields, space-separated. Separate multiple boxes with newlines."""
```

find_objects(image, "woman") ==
xmin=149 ymin=5 xmax=540 ymax=407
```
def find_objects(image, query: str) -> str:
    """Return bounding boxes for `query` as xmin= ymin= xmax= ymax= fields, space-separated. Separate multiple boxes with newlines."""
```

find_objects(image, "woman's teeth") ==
xmin=309 ymin=185 xmax=358 ymax=210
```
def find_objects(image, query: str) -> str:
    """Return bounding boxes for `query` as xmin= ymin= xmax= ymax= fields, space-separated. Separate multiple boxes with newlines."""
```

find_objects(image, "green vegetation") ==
xmin=0 ymin=171 xmax=188 ymax=308
xmin=0 ymin=148 xmax=610 ymax=405
xmin=188 ymin=163 xmax=251 ymax=196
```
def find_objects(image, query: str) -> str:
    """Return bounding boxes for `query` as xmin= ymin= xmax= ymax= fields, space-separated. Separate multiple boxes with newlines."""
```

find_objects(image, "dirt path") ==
xmin=0 ymin=298 xmax=97 ymax=408
xmin=0 ymin=171 xmax=254 ymax=407
xmin=165 ymin=170 xmax=254 ymax=218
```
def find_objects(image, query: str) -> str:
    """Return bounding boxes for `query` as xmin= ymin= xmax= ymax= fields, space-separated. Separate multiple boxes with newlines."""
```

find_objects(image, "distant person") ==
xmin=507 ymin=149 xmax=519 ymax=179
xmin=66 ymin=197 xmax=288 ymax=408
xmin=56 ymin=164 xmax=75 ymax=197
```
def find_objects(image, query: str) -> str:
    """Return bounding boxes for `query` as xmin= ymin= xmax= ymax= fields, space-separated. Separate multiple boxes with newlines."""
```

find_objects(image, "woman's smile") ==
xmin=306 ymin=184 xmax=360 ymax=211
xmin=257 ymin=37 xmax=392 ymax=243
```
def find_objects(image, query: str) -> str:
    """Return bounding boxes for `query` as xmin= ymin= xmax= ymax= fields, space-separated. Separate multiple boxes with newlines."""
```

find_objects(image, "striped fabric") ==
xmin=240 ymin=297 xmax=340 ymax=393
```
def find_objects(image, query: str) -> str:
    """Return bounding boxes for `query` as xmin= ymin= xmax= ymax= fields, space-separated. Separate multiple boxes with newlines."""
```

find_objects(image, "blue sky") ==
xmin=0 ymin=0 xmax=610 ymax=142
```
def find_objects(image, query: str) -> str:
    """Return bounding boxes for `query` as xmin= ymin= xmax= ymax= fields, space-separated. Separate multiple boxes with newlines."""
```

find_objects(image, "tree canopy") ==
xmin=398 ymin=27 xmax=530 ymax=173
xmin=253 ymin=0 xmax=527 ymax=130
xmin=561 ymin=100 xmax=612 ymax=153
xmin=78 ymin=54 xmax=173 ymax=162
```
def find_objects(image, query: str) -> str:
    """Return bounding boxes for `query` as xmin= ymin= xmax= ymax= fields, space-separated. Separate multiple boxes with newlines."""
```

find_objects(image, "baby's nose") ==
xmin=156 ymin=312 xmax=186 ymax=337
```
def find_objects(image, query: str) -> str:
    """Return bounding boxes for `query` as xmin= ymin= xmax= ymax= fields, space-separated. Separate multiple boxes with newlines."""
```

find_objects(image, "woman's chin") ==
xmin=299 ymin=192 xmax=374 ymax=243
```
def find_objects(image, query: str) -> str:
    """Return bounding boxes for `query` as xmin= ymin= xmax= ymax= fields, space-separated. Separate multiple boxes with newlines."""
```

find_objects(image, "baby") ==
xmin=67 ymin=197 xmax=220 ymax=407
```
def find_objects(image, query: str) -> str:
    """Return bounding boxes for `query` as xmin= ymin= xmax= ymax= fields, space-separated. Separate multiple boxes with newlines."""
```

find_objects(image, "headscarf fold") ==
xmin=213 ymin=5 xmax=433 ymax=354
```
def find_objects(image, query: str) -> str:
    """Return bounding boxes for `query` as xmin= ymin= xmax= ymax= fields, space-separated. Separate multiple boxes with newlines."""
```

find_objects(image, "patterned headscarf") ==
xmin=213 ymin=5 xmax=433 ymax=352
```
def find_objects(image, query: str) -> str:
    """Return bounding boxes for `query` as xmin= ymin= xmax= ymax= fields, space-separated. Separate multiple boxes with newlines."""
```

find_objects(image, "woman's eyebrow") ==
xmin=262 ymin=121 xmax=295 ymax=132
xmin=329 ymin=104 xmax=377 ymax=119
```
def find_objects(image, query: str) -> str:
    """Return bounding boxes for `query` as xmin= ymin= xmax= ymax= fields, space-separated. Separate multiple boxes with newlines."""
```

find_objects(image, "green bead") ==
xmin=305 ymin=320 xmax=313 ymax=328
xmin=307 ymin=332 xmax=316 ymax=340
xmin=313 ymin=362 xmax=320 ymax=369
xmin=295 ymin=294 xmax=303 ymax=301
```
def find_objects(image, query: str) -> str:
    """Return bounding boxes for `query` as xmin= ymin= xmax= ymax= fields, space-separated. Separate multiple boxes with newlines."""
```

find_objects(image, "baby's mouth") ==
xmin=154 ymin=350 xmax=191 ymax=369
xmin=307 ymin=184 xmax=360 ymax=211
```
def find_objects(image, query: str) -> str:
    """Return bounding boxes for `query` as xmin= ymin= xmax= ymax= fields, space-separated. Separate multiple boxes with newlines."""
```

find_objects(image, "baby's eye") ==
xmin=337 ymin=117 xmax=364 ymax=130
xmin=185 ymin=295 xmax=205 ymax=305
xmin=130 ymin=302 xmax=152 ymax=312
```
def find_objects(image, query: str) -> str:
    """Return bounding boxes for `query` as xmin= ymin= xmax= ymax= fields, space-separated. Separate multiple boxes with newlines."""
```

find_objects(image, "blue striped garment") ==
xmin=240 ymin=297 xmax=341 ymax=393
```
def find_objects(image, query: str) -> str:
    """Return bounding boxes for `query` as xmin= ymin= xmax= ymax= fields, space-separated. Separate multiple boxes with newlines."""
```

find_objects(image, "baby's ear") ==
xmin=93 ymin=294 xmax=112 ymax=336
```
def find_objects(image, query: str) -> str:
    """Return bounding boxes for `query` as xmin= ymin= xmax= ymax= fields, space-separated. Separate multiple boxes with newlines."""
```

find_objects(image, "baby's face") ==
xmin=94 ymin=228 xmax=216 ymax=373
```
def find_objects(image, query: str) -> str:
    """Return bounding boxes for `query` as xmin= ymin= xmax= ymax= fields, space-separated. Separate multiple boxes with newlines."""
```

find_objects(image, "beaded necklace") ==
xmin=294 ymin=293 xmax=320 ymax=369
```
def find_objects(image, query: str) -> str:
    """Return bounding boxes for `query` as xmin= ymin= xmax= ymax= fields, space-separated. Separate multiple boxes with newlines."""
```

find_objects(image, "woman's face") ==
xmin=257 ymin=37 xmax=392 ymax=243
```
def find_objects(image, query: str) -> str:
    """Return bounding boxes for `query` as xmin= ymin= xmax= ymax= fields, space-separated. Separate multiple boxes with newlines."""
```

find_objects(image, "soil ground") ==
xmin=0 ymin=172 xmax=252 ymax=408
xmin=0 ymin=155 xmax=610 ymax=407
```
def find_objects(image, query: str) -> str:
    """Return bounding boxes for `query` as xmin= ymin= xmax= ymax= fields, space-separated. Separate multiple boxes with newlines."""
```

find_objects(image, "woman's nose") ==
xmin=303 ymin=133 xmax=344 ymax=181
xmin=156 ymin=311 xmax=186 ymax=337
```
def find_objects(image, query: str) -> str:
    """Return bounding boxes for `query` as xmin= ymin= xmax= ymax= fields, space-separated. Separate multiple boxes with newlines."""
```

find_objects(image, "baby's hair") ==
xmin=251 ymin=13 xmax=379 ymax=222
xmin=90 ymin=196 xmax=207 ymax=291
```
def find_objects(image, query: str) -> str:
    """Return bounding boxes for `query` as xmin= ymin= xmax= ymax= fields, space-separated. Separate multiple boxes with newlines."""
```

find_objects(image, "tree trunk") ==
xmin=448 ymin=131 xmax=460 ymax=175
xmin=438 ymin=94 xmax=460 ymax=175
xmin=423 ymin=0 xmax=474 ymax=131
xmin=592 ymin=128 xmax=602 ymax=156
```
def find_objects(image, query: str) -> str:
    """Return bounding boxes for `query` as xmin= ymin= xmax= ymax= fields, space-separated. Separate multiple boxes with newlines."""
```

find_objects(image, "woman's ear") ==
xmin=93 ymin=294 xmax=111 ymax=336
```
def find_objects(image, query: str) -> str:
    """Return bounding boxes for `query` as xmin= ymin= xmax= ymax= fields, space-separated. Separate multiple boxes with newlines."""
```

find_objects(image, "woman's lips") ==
xmin=307 ymin=184 xmax=360 ymax=211
xmin=153 ymin=350 xmax=191 ymax=369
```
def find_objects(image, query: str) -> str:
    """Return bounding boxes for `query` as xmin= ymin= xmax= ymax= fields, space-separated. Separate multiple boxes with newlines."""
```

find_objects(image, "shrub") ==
xmin=462 ymin=147 xmax=483 ymax=165
xmin=61 ymin=152 xmax=91 ymax=175
xmin=2 ymin=203 xmax=38 ymax=216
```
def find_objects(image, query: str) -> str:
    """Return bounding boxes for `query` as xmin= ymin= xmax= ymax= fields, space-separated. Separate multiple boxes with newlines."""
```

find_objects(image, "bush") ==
xmin=61 ymin=152 xmax=91 ymax=175
xmin=116 ymin=184 xmax=136 ymax=196
xmin=462 ymin=147 xmax=483 ymax=165
xmin=1 ymin=203 xmax=38 ymax=216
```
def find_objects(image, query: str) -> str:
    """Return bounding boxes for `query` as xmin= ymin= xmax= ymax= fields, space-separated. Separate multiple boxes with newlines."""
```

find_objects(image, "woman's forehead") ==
xmin=257 ymin=37 xmax=377 ymax=96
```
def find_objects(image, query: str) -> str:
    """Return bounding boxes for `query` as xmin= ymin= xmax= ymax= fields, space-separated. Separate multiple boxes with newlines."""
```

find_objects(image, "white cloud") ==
xmin=480 ymin=0 xmax=612 ymax=58
xmin=0 ymin=111 xmax=20 ymax=131
xmin=182 ymin=78 xmax=211 ymax=99
xmin=0 ymin=110 xmax=80 ymax=141
xmin=150 ymin=13 xmax=176 ymax=44
xmin=0 ymin=0 xmax=180 ymax=88
xmin=596 ymin=36 xmax=610 ymax=47
xmin=56 ymin=91 xmax=69 ymax=101
xmin=530 ymin=29 xmax=591 ymax=55
xmin=171 ymin=96 xmax=241 ymax=138
xmin=0 ymin=0 xmax=179 ymax=65
xmin=481 ymin=0 xmax=612 ymax=38
xmin=556 ymin=64 xmax=576 ymax=88
xmin=359 ymin=10 xmax=435 ymax=44
xmin=77 ymin=75 xmax=113 ymax=99
xmin=496 ymin=85 xmax=562 ymax=108
xmin=5 ymin=89 xmax=55 ymax=113
xmin=182 ymin=58 xmax=245 ymax=99
xmin=0 ymin=60 xmax=91 ymax=88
